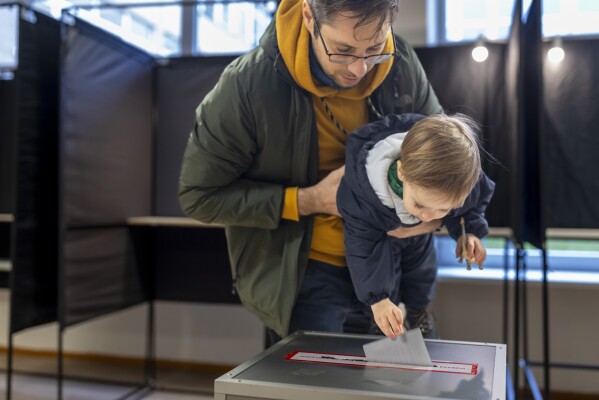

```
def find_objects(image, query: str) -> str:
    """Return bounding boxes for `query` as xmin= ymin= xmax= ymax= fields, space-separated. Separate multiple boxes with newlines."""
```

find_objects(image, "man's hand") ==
xmin=387 ymin=219 xmax=442 ymax=239
xmin=371 ymin=298 xmax=405 ymax=339
xmin=298 ymin=166 xmax=345 ymax=217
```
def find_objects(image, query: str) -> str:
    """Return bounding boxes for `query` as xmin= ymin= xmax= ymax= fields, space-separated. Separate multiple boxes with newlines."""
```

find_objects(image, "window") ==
xmin=444 ymin=0 xmax=513 ymax=42
xmin=32 ymin=0 xmax=277 ymax=57
xmin=65 ymin=2 xmax=182 ymax=57
xmin=435 ymin=235 xmax=599 ymax=284
xmin=543 ymin=0 xmax=599 ymax=37
xmin=440 ymin=0 xmax=599 ymax=44
xmin=0 ymin=5 xmax=19 ymax=73
xmin=196 ymin=1 xmax=277 ymax=55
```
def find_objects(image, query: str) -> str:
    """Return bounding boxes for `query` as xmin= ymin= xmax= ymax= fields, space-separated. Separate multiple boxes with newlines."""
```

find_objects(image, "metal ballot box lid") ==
xmin=215 ymin=331 xmax=506 ymax=400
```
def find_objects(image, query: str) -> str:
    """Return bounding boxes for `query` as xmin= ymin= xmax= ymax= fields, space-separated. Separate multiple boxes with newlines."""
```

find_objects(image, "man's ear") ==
xmin=302 ymin=0 xmax=315 ymax=35
xmin=396 ymin=160 xmax=405 ymax=181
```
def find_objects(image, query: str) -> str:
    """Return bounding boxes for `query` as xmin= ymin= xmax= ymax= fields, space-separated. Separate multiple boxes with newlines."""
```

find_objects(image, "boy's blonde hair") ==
xmin=400 ymin=113 xmax=482 ymax=207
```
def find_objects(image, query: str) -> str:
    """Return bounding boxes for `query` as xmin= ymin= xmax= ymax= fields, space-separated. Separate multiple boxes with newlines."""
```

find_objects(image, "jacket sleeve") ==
xmin=178 ymin=65 xmax=284 ymax=229
xmin=443 ymin=173 xmax=496 ymax=240
xmin=338 ymin=180 xmax=396 ymax=306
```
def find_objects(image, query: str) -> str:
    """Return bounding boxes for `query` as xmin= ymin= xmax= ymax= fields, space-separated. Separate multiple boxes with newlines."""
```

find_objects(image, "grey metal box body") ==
xmin=215 ymin=331 xmax=506 ymax=400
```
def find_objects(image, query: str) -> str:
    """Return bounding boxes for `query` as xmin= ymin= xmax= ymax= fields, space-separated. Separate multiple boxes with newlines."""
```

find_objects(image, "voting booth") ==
xmin=215 ymin=331 xmax=506 ymax=400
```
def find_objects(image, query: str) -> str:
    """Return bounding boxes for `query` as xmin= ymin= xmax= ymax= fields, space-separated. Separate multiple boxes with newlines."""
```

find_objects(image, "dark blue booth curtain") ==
xmin=414 ymin=43 xmax=510 ymax=228
xmin=59 ymin=18 xmax=154 ymax=327
xmin=6 ymin=7 xmax=60 ymax=333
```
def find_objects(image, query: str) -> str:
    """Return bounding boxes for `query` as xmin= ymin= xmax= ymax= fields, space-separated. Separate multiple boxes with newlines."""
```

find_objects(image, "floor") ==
xmin=0 ymin=352 xmax=218 ymax=400
xmin=0 ymin=373 xmax=213 ymax=400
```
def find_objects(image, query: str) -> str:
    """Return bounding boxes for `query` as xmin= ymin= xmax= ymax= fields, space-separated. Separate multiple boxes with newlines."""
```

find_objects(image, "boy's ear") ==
xmin=396 ymin=160 xmax=405 ymax=181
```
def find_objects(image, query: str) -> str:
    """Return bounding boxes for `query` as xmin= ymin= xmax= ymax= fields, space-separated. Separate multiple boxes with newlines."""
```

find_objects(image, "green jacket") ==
xmin=178 ymin=18 xmax=442 ymax=337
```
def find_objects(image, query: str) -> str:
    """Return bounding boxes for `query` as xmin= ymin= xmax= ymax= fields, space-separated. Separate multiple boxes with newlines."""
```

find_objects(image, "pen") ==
xmin=459 ymin=217 xmax=472 ymax=270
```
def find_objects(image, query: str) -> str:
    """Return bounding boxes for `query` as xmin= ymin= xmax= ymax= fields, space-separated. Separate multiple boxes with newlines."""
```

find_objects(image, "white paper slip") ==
xmin=363 ymin=328 xmax=433 ymax=367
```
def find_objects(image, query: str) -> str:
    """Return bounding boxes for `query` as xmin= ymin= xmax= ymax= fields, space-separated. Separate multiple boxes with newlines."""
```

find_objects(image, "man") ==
xmin=178 ymin=0 xmax=443 ymax=342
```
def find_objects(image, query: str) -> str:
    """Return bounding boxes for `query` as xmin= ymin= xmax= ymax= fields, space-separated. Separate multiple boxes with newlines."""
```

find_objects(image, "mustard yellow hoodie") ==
xmin=277 ymin=0 xmax=393 ymax=266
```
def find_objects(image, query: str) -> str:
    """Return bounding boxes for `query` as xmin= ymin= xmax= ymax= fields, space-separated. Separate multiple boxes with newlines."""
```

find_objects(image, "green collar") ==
xmin=388 ymin=159 xmax=403 ymax=197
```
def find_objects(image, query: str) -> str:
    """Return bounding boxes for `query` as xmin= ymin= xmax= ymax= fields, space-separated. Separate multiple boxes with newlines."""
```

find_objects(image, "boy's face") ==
xmin=402 ymin=181 xmax=454 ymax=222
xmin=397 ymin=162 xmax=457 ymax=222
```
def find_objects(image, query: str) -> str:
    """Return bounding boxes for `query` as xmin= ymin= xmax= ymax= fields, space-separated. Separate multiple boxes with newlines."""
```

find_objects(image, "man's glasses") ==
xmin=312 ymin=12 xmax=398 ymax=65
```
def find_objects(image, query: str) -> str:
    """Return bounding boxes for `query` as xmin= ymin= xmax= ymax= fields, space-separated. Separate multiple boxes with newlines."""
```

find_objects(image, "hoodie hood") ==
xmin=365 ymin=132 xmax=421 ymax=225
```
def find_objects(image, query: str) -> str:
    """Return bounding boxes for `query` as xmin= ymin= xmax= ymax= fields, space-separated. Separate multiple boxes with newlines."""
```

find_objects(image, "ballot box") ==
xmin=214 ymin=331 xmax=506 ymax=400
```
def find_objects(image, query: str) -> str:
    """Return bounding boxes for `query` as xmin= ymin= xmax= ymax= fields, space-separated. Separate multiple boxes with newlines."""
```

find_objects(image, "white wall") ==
xmin=0 ymin=293 xmax=264 ymax=366
xmin=434 ymin=278 xmax=599 ymax=395
xmin=394 ymin=0 xmax=428 ymax=46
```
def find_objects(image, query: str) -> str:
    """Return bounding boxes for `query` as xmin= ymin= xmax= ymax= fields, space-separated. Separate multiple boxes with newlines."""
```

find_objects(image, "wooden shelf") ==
xmin=126 ymin=216 xmax=223 ymax=229
xmin=0 ymin=260 xmax=11 ymax=272
xmin=0 ymin=214 xmax=14 ymax=223
xmin=546 ymin=228 xmax=599 ymax=240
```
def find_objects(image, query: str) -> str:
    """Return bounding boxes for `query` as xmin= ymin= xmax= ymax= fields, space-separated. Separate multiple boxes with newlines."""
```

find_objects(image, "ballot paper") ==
xmin=363 ymin=328 xmax=433 ymax=367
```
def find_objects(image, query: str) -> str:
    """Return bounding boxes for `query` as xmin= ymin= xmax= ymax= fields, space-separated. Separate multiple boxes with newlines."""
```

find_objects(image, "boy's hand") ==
xmin=455 ymin=234 xmax=487 ymax=268
xmin=371 ymin=298 xmax=405 ymax=339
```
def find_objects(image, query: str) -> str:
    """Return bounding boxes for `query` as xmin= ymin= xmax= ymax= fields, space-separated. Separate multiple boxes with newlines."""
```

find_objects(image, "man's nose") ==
xmin=348 ymin=58 xmax=368 ymax=77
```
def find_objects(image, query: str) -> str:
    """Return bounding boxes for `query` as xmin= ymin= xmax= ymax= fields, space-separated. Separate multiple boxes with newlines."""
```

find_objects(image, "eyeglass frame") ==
xmin=311 ymin=10 xmax=398 ymax=65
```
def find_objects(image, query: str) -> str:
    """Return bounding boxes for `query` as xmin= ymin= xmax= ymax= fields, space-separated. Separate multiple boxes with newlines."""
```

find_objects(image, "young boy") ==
xmin=337 ymin=113 xmax=495 ymax=339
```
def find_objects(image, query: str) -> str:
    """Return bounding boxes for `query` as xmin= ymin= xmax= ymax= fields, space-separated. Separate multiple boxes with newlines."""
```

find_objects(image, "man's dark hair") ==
xmin=309 ymin=0 xmax=399 ymax=35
